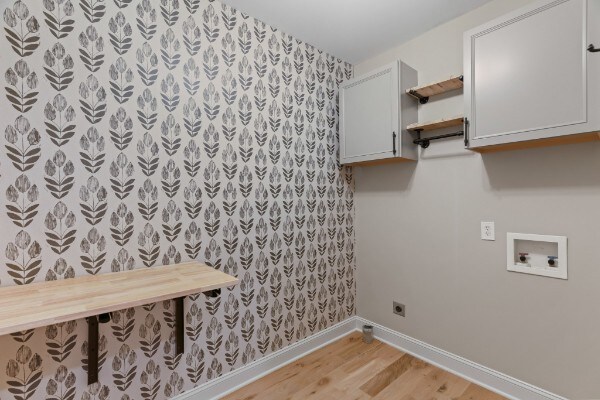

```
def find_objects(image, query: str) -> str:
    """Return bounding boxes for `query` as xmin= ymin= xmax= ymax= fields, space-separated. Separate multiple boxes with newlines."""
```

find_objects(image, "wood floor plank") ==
xmin=223 ymin=333 xmax=508 ymax=400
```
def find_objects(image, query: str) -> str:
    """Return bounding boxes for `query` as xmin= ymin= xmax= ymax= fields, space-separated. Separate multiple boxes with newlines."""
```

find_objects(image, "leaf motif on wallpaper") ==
xmin=79 ymin=25 xmax=104 ymax=72
xmin=138 ymin=178 xmax=159 ymax=221
xmin=294 ymin=76 xmax=306 ymax=106
xmin=238 ymin=165 xmax=252 ymax=198
xmin=237 ymin=22 xmax=251 ymax=55
xmin=112 ymin=343 xmax=137 ymax=391
xmin=202 ymin=45 xmax=219 ymax=80
xmin=239 ymin=200 xmax=254 ymax=237
xmin=164 ymin=372 xmax=184 ymax=398
xmin=254 ymin=19 xmax=267 ymax=42
xmin=240 ymin=272 xmax=255 ymax=307
xmin=160 ymin=73 xmax=180 ymax=112
xmin=182 ymin=16 xmax=201 ymax=57
xmin=79 ymin=176 xmax=108 ymax=225
xmin=109 ymin=107 xmax=133 ymax=150
xmin=3 ymin=1 xmax=40 ymax=57
xmin=238 ymin=94 xmax=252 ymax=126
xmin=135 ymin=131 xmax=159 ymax=176
xmin=44 ymin=43 xmax=75 ymax=92
xmin=222 ymin=144 xmax=238 ymax=181
xmin=205 ymin=316 xmax=223 ymax=356
xmin=182 ymin=98 xmax=202 ymax=137
xmin=182 ymin=58 xmax=201 ymax=95
xmin=138 ymin=223 xmax=160 ymax=267
xmin=160 ymin=28 xmax=181 ymax=70
xmin=221 ymin=69 xmax=237 ymax=106
xmin=161 ymin=114 xmax=181 ymax=156
xmin=224 ymin=331 xmax=239 ymax=367
xmin=282 ymin=57 xmax=292 ymax=85
xmin=257 ymin=320 xmax=270 ymax=355
xmin=140 ymin=359 xmax=161 ymax=399
xmin=79 ymin=75 xmax=107 ymax=123
xmin=45 ymin=258 xmax=76 ymax=281
xmin=255 ymin=149 xmax=267 ymax=180
xmin=160 ymin=0 xmax=179 ymax=26
xmin=80 ymin=227 xmax=106 ymax=274
xmin=109 ymin=57 xmax=134 ymax=104
xmin=203 ymin=160 xmax=221 ymax=199
xmin=5 ymin=60 xmax=39 ymax=113
xmin=222 ymin=218 xmax=239 ymax=255
xmin=162 ymin=200 xmax=182 ymax=242
xmin=184 ymin=221 xmax=201 ymax=259
xmin=269 ymin=200 xmax=282 ymax=230
xmin=137 ymin=88 xmax=158 ymax=130
xmin=43 ymin=0 xmax=75 ymax=39
xmin=5 ymin=345 xmax=43 ymax=400
xmin=5 ymin=230 xmax=42 ymax=285
xmin=108 ymin=11 xmax=132 ymax=54
xmin=80 ymin=0 xmax=106 ymax=23
xmin=183 ymin=139 xmax=201 ymax=177
xmin=222 ymin=107 xmax=236 ymax=141
xmin=185 ymin=343 xmax=205 ymax=385
xmin=256 ymin=281 xmax=269 ymax=317
xmin=136 ymin=0 xmax=157 ymax=40
xmin=315 ymin=86 xmax=325 ymax=111
xmin=44 ymin=150 xmax=75 ymax=199
xmin=113 ymin=0 xmax=133 ymax=8
xmin=267 ymin=33 xmax=281 ymax=65
xmin=6 ymin=175 xmax=39 ymax=228
xmin=184 ymin=301 xmax=202 ymax=341
xmin=162 ymin=244 xmax=182 ymax=267
xmin=111 ymin=308 xmax=135 ymax=342
xmin=269 ymin=233 xmax=282 ymax=265
xmin=238 ymin=128 xmax=253 ymax=163
xmin=204 ymin=238 xmax=222 ymax=270
xmin=139 ymin=313 xmax=161 ymax=358
xmin=45 ymin=321 xmax=77 ymax=363
xmin=79 ymin=127 xmax=106 ymax=173
xmin=46 ymin=365 xmax=76 ymax=400
xmin=221 ymin=32 xmax=236 ymax=68
xmin=109 ymin=153 xmax=135 ymax=200
xmin=183 ymin=179 xmax=202 ymax=219
xmin=284 ymin=312 xmax=295 ymax=341
xmin=255 ymin=218 xmax=268 ymax=250
xmin=161 ymin=159 xmax=181 ymax=198
xmin=238 ymin=56 xmax=253 ymax=91
xmin=254 ymin=45 xmax=267 ymax=79
xmin=202 ymin=4 xmax=219 ymax=43
xmin=5 ymin=116 xmax=41 ymax=173
xmin=202 ymin=201 xmax=220 ymax=239
xmin=241 ymin=343 xmax=255 ymax=366
xmin=221 ymin=4 xmax=236 ymax=31
xmin=136 ymin=43 xmax=159 ymax=86
xmin=111 ymin=248 xmax=135 ymax=273
xmin=44 ymin=94 xmax=76 ymax=147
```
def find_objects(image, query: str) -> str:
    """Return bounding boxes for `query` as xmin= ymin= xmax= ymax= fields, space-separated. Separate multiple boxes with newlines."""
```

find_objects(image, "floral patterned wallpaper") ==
xmin=0 ymin=0 xmax=355 ymax=399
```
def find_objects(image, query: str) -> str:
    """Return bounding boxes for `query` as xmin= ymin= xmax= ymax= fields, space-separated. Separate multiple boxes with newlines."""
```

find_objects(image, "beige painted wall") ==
xmin=354 ymin=0 xmax=600 ymax=398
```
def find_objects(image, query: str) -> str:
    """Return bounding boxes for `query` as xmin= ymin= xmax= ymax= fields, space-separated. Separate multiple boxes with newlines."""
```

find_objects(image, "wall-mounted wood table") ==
xmin=0 ymin=262 xmax=238 ymax=384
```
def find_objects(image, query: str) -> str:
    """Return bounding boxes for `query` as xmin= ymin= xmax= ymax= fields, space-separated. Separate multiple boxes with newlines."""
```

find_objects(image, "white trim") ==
xmin=353 ymin=317 xmax=567 ymax=400
xmin=173 ymin=318 xmax=357 ymax=400
xmin=173 ymin=316 xmax=567 ymax=400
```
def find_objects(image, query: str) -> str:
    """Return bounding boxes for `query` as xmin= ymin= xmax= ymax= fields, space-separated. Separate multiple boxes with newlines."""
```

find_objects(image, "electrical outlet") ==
xmin=481 ymin=221 xmax=495 ymax=241
xmin=393 ymin=301 xmax=405 ymax=317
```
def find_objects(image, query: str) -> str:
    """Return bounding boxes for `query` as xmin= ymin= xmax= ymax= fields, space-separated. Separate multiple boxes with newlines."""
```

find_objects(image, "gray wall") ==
xmin=354 ymin=0 xmax=600 ymax=398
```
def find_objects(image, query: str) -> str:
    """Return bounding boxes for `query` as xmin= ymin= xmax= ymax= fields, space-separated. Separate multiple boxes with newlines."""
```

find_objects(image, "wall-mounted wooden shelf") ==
xmin=407 ymin=75 xmax=463 ymax=104
xmin=407 ymin=116 xmax=464 ymax=132
xmin=0 ymin=262 xmax=238 ymax=384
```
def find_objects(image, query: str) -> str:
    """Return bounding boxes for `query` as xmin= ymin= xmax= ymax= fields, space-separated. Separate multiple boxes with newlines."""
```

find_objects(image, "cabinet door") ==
xmin=465 ymin=0 xmax=594 ymax=148
xmin=340 ymin=62 xmax=399 ymax=164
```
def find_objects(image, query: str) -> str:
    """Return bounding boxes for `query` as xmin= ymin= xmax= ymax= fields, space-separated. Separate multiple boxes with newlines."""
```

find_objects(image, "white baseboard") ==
xmin=174 ymin=316 xmax=566 ymax=400
xmin=173 ymin=317 xmax=357 ymax=400
xmin=354 ymin=317 xmax=566 ymax=400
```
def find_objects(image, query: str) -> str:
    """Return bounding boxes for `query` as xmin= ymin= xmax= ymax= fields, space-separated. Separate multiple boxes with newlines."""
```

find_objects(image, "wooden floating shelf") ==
xmin=407 ymin=116 xmax=464 ymax=132
xmin=0 ymin=261 xmax=237 ymax=335
xmin=0 ymin=261 xmax=238 ymax=385
xmin=407 ymin=75 xmax=463 ymax=104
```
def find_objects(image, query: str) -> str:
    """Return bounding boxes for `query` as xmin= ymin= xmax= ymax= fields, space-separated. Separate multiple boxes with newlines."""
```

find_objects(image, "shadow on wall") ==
xmin=354 ymin=161 xmax=417 ymax=193
xmin=481 ymin=141 xmax=600 ymax=190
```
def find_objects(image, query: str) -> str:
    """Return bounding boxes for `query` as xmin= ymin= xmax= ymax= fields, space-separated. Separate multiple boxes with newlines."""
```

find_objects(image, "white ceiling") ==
xmin=221 ymin=0 xmax=494 ymax=64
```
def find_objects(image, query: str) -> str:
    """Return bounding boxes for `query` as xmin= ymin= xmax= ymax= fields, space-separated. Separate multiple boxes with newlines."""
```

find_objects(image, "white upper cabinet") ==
xmin=464 ymin=0 xmax=600 ymax=150
xmin=340 ymin=61 xmax=417 ymax=164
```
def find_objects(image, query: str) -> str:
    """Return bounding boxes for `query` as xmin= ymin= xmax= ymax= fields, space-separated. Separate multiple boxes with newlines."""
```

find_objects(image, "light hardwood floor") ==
xmin=223 ymin=332 xmax=507 ymax=400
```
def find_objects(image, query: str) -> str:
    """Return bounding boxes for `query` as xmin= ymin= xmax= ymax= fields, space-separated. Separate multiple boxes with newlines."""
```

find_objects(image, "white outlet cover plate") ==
xmin=481 ymin=221 xmax=495 ymax=241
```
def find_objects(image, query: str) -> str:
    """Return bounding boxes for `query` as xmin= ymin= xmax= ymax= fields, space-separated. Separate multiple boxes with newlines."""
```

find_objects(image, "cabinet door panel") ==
xmin=341 ymin=63 xmax=398 ymax=161
xmin=468 ymin=0 xmax=587 ymax=142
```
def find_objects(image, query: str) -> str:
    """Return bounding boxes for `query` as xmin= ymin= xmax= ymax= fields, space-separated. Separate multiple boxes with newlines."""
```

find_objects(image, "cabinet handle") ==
xmin=588 ymin=44 xmax=600 ymax=53
xmin=392 ymin=132 xmax=397 ymax=155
